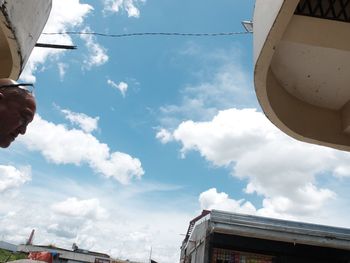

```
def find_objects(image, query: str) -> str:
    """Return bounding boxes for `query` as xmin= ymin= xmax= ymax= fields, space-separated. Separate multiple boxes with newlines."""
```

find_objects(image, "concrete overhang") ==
xmin=0 ymin=0 xmax=52 ymax=79
xmin=254 ymin=0 xmax=350 ymax=151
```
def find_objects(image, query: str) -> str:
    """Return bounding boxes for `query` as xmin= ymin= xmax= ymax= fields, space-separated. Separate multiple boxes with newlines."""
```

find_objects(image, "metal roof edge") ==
xmin=208 ymin=210 xmax=350 ymax=250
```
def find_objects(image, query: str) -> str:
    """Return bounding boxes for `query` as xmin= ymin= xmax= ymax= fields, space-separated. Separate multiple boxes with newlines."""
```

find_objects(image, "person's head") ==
xmin=0 ymin=78 xmax=36 ymax=148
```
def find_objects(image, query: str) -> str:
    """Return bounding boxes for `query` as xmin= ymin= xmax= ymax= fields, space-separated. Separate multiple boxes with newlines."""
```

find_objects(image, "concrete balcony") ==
xmin=254 ymin=0 xmax=350 ymax=151
xmin=0 ymin=0 xmax=51 ymax=79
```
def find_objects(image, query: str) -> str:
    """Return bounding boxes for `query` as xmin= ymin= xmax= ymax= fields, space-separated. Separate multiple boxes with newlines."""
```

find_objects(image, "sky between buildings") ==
xmin=1 ymin=0 xmax=350 ymax=262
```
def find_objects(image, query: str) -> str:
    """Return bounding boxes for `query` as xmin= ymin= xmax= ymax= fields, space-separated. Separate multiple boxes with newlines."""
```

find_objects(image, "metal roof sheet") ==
xmin=209 ymin=210 xmax=350 ymax=250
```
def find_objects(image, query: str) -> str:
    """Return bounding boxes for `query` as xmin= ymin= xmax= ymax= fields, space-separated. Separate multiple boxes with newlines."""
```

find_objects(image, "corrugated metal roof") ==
xmin=209 ymin=210 xmax=350 ymax=251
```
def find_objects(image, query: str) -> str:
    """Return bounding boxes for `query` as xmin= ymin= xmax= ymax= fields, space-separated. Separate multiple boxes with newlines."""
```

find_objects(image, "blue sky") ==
xmin=2 ymin=0 xmax=350 ymax=262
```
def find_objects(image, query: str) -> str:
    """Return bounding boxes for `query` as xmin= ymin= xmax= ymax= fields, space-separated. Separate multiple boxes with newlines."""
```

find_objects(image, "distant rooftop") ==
xmin=32 ymin=245 xmax=110 ymax=258
xmin=0 ymin=240 xmax=17 ymax=252
xmin=17 ymin=244 xmax=111 ymax=263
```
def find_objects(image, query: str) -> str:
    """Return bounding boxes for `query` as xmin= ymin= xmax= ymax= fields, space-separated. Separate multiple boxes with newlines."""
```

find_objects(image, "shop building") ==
xmin=180 ymin=210 xmax=350 ymax=263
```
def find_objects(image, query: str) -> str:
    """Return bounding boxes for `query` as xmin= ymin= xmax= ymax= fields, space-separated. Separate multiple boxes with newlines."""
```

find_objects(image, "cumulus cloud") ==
xmin=199 ymin=188 xmax=256 ymax=214
xmin=198 ymin=187 xmax=335 ymax=221
xmin=103 ymin=0 xmax=145 ymax=18
xmin=163 ymin=108 xmax=342 ymax=218
xmin=52 ymin=197 xmax=107 ymax=220
xmin=20 ymin=0 xmax=94 ymax=82
xmin=0 ymin=178 xmax=190 ymax=263
xmin=80 ymin=27 xmax=109 ymax=68
xmin=154 ymin=44 xmax=345 ymax=220
xmin=173 ymin=108 xmax=274 ymax=165
xmin=0 ymin=165 xmax=31 ymax=193
xmin=107 ymin=79 xmax=128 ymax=97
xmin=60 ymin=108 xmax=99 ymax=133
xmin=18 ymin=115 xmax=144 ymax=184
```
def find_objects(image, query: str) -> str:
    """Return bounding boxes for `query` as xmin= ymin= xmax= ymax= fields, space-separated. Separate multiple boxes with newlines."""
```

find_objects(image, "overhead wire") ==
xmin=37 ymin=30 xmax=251 ymax=49
xmin=41 ymin=31 xmax=252 ymax=38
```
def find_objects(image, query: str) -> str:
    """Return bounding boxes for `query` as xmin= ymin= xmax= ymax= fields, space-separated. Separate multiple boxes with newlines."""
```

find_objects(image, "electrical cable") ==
xmin=37 ymin=30 xmax=252 ymax=49
xmin=42 ymin=31 xmax=252 ymax=38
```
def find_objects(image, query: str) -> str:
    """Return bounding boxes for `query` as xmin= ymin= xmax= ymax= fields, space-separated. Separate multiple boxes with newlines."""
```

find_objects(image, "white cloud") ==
xmin=18 ymin=115 xmax=144 ymax=184
xmin=107 ymin=79 xmax=128 ymax=97
xmin=199 ymin=188 xmax=256 ymax=214
xmin=164 ymin=108 xmax=343 ymax=218
xmin=156 ymin=45 xmax=347 ymax=220
xmin=198 ymin=187 xmax=337 ymax=222
xmin=20 ymin=0 xmax=93 ymax=82
xmin=0 ymin=165 xmax=31 ymax=193
xmin=81 ymin=27 xmax=109 ymax=68
xmin=58 ymin=63 xmax=68 ymax=80
xmin=0 ymin=177 xmax=191 ymax=263
xmin=173 ymin=108 xmax=274 ymax=165
xmin=52 ymin=197 xmax=107 ymax=220
xmin=159 ymin=47 xmax=255 ymax=128
xmin=155 ymin=128 xmax=174 ymax=144
xmin=61 ymin=108 xmax=99 ymax=133
xmin=47 ymin=223 xmax=78 ymax=239
xmin=156 ymin=129 xmax=174 ymax=144
xmin=103 ymin=0 xmax=145 ymax=18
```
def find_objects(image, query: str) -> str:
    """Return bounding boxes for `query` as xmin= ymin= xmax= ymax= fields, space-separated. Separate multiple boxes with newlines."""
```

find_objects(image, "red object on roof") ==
xmin=28 ymin=252 xmax=53 ymax=263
